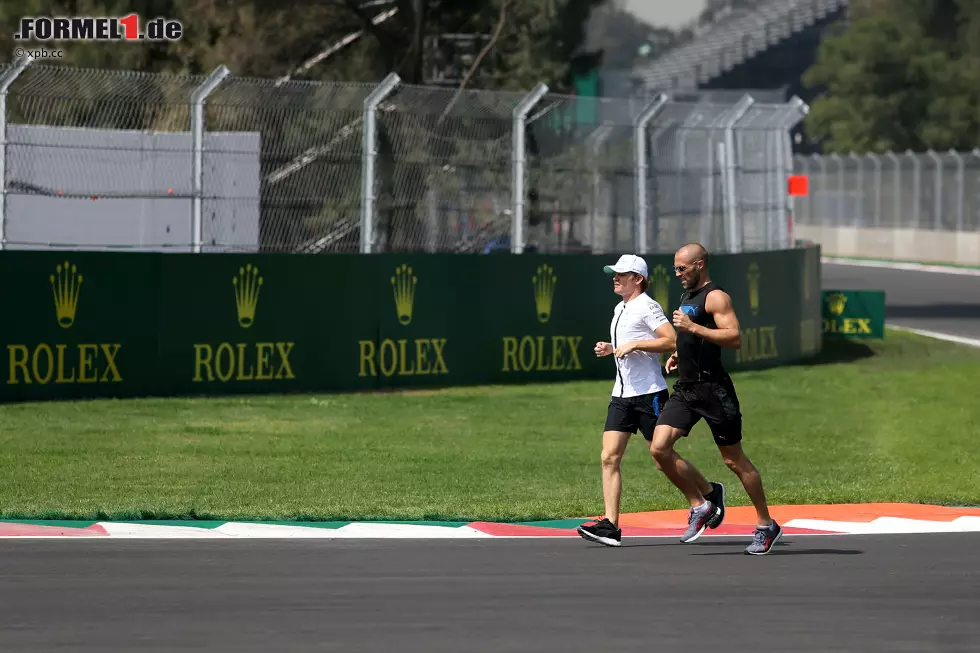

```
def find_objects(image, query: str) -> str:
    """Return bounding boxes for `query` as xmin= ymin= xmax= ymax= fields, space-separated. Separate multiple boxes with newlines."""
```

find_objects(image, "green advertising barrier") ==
xmin=821 ymin=289 xmax=886 ymax=338
xmin=1 ymin=254 xmax=161 ymax=402
xmin=0 ymin=245 xmax=822 ymax=403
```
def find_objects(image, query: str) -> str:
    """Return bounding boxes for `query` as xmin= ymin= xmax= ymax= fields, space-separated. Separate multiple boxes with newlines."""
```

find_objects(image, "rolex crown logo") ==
xmin=747 ymin=262 xmax=761 ymax=316
xmin=649 ymin=265 xmax=670 ymax=312
xmin=391 ymin=263 xmax=417 ymax=326
xmin=532 ymin=264 xmax=557 ymax=324
xmin=50 ymin=261 xmax=83 ymax=329
xmin=825 ymin=292 xmax=848 ymax=316
xmin=233 ymin=263 xmax=263 ymax=328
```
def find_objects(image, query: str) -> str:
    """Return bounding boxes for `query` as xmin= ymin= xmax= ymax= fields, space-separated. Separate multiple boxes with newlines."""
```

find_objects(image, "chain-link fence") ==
xmin=0 ymin=55 xmax=808 ymax=254
xmin=793 ymin=150 xmax=980 ymax=232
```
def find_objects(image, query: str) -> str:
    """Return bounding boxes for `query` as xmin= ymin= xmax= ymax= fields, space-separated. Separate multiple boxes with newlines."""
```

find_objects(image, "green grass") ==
xmin=2 ymin=330 xmax=979 ymax=522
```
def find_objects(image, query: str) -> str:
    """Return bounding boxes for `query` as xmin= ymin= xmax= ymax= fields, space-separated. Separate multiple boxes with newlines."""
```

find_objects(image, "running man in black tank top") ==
xmin=652 ymin=243 xmax=783 ymax=555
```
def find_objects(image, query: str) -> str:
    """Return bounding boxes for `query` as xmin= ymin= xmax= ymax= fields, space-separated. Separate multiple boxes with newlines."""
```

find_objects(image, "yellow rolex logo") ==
xmin=532 ymin=264 xmax=557 ymax=324
xmin=825 ymin=292 xmax=847 ymax=316
xmin=747 ymin=262 xmax=761 ymax=316
xmin=233 ymin=263 xmax=263 ymax=328
xmin=50 ymin=261 xmax=83 ymax=329
xmin=649 ymin=265 xmax=670 ymax=312
xmin=391 ymin=264 xmax=417 ymax=326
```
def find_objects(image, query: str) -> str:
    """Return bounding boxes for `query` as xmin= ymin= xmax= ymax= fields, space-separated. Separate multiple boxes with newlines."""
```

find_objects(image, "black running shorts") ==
xmin=656 ymin=379 xmax=743 ymax=446
xmin=604 ymin=389 xmax=670 ymax=441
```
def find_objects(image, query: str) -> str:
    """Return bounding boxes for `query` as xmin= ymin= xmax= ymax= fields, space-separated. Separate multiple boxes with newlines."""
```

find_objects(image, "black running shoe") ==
xmin=706 ymin=481 xmax=726 ymax=529
xmin=576 ymin=518 xmax=622 ymax=547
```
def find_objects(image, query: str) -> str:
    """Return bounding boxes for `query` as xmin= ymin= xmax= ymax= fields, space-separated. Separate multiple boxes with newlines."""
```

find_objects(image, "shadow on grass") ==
xmin=784 ymin=337 xmax=878 ymax=369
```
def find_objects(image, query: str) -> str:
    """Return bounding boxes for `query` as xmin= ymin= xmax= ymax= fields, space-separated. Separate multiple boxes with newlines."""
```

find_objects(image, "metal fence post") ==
xmin=0 ymin=53 xmax=34 ymax=251
xmin=587 ymin=123 xmax=615 ymax=252
xmin=762 ymin=104 xmax=789 ymax=249
xmin=190 ymin=65 xmax=230 ymax=254
xmin=828 ymin=152 xmax=843 ymax=226
xmin=633 ymin=92 xmax=667 ymax=254
xmin=359 ymin=72 xmax=401 ymax=254
xmin=510 ymin=82 xmax=548 ymax=254
xmin=793 ymin=154 xmax=807 ymax=229
xmin=768 ymin=111 xmax=781 ymax=249
xmin=679 ymin=112 xmax=706 ymax=245
xmin=700 ymin=116 xmax=716 ymax=247
xmin=717 ymin=140 xmax=728 ymax=241
xmin=885 ymin=151 xmax=900 ymax=226
xmin=781 ymin=97 xmax=808 ymax=247
xmin=909 ymin=150 xmax=921 ymax=229
xmin=814 ymin=153 xmax=827 ymax=226
xmin=926 ymin=149 xmax=942 ymax=230
xmin=971 ymin=149 xmax=980 ymax=231
xmin=723 ymin=95 xmax=754 ymax=253
xmin=951 ymin=149 xmax=964 ymax=231
xmin=866 ymin=153 xmax=881 ymax=227
xmin=849 ymin=151 xmax=862 ymax=227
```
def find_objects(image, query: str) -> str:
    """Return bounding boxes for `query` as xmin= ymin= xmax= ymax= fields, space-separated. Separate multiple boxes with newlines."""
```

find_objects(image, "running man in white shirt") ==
xmin=576 ymin=254 xmax=680 ymax=547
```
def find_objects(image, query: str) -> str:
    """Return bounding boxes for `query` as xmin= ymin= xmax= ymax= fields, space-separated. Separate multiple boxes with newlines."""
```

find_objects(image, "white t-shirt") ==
xmin=609 ymin=293 xmax=670 ymax=398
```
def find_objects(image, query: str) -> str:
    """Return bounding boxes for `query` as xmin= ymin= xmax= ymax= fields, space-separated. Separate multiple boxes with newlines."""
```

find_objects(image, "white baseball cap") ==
xmin=603 ymin=254 xmax=648 ymax=279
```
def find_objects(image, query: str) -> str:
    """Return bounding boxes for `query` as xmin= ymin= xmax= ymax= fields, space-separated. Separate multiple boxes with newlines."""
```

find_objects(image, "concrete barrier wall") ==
xmin=794 ymin=225 xmax=980 ymax=266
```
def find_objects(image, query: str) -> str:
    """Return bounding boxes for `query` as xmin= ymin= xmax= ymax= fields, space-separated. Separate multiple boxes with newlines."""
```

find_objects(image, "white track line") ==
xmin=886 ymin=325 xmax=980 ymax=348
xmin=785 ymin=516 xmax=980 ymax=534
xmin=822 ymin=257 xmax=980 ymax=276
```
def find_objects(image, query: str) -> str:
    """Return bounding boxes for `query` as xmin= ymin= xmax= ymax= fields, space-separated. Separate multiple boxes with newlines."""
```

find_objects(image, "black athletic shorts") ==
xmin=604 ymin=389 xmax=670 ymax=441
xmin=656 ymin=378 xmax=743 ymax=446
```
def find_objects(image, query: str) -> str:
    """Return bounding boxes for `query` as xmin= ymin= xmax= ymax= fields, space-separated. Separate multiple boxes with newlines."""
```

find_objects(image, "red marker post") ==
xmin=787 ymin=175 xmax=808 ymax=245
xmin=788 ymin=175 xmax=808 ymax=197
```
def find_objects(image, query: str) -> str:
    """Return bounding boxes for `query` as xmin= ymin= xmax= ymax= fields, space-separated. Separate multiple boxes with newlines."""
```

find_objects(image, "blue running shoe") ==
xmin=680 ymin=501 xmax=719 ymax=543
xmin=745 ymin=521 xmax=783 ymax=555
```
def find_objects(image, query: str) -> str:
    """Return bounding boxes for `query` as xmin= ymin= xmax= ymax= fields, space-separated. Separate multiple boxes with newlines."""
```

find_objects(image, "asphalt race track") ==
xmin=2 ymin=535 xmax=978 ymax=652
xmin=821 ymin=261 xmax=980 ymax=340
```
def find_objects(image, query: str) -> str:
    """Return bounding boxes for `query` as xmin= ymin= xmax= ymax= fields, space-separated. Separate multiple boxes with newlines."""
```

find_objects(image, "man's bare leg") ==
xmin=718 ymin=442 xmax=773 ymax=528
xmin=600 ymin=430 xmax=632 ymax=526
xmin=651 ymin=424 xmax=721 ymax=543
xmin=649 ymin=425 xmax=712 ymax=507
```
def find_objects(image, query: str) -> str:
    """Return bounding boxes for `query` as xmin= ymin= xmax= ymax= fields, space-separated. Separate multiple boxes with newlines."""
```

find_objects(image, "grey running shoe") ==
xmin=706 ymin=482 xmax=726 ymax=529
xmin=680 ymin=501 xmax=719 ymax=543
xmin=745 ymin=521 xmax=782 ymax=555
xmin=576 ymin=518 xmax=622 ymax=547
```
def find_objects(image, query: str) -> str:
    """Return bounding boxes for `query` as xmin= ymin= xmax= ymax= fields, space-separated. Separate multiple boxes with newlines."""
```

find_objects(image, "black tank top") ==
xmin=676 ymin=281 xmax=729 ymax=384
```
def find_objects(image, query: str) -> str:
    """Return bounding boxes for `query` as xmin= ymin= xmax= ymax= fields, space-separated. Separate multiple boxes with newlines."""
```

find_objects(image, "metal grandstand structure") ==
xmin=633 ymin=0 xmax=849 ymax=91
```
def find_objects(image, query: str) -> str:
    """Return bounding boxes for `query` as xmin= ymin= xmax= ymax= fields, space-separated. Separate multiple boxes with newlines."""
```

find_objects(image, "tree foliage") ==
xmin=803 ymin=0 xmax=980 ymax=153
xmin=1 ymin=0 xmax=631 ymax=92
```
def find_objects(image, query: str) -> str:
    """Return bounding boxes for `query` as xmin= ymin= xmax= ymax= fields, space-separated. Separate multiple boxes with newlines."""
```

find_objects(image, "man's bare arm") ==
xmin=695 ymin=290 xmax=742 ymax=349
xmin=616 ymin=323 xmax=677 ymax=357
xmin=629 ymin=323 xmax=677 ymax=354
